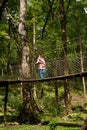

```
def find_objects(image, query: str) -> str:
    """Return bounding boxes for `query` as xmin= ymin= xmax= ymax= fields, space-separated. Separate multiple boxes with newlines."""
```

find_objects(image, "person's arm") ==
xmin=35 ymin=56 xmax=40 ymax=64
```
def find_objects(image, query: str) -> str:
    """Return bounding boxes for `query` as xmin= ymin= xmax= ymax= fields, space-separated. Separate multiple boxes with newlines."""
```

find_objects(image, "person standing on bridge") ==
xmin=36 ymin=54 xmax=46 ymax=78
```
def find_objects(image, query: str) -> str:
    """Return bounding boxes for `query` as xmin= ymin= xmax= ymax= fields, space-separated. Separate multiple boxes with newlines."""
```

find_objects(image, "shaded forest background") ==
xmin=0 ymin=0 xmax=87 ymax=126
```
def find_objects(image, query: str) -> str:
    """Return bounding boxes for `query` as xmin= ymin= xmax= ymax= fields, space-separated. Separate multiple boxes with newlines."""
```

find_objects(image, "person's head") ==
xmin=39 ymin=52 xmax=43 ymax=57
xmin=39 ymin=52 xmax=42 ymax=55
xmin=39 ymin=55 xmax=42 ymax=59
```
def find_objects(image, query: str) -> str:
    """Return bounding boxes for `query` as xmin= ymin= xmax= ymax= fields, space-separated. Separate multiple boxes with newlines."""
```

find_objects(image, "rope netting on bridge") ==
xmin=36 ymin=53 xmax=87 ymax=78
xmin=0 ymin=33 xmax=87 ymax=81
xmin=0 ymin=53 xmax=87 ymax=80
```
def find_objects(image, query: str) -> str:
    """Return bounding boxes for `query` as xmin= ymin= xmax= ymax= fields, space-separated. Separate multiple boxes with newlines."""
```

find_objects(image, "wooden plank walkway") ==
xmin=0 ymin=71 xmax=87 ymax=85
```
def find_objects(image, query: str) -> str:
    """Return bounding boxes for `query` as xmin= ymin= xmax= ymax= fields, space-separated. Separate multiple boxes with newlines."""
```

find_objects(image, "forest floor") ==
xmin=0 ymin=92 xmax=87 ymax=130
xmin=72 ymin=92 xmax=87 ymax=106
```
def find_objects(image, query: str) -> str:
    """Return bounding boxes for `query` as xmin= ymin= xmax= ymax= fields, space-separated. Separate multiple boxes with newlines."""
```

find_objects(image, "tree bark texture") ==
xmin=59 ymin=0 xmax=72 ymax=114
xmin=19 ymin=0 xmax=30 ymax=79
xmin=20 ymin=82 xmax=40 ymax=124
xmin=79 ymin=35 xmax=86 ymax=97
xmin=19 ymin=0 xmax=40 ymax=123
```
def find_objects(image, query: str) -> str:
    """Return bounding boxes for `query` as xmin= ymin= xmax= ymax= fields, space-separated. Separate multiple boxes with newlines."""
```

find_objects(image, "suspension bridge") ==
xmin=0 ymin=52 xmax=87 ymax=124
xmin=0 ymin=53 xmax=87 ymax=84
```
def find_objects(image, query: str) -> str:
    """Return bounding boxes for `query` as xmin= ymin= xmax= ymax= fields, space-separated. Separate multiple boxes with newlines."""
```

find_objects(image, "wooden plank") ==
xmin=0 ymin=72 xmax=87 ymax=85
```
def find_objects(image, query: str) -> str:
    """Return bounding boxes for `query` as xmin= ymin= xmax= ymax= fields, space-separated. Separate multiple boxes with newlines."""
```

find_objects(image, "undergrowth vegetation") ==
xmin=0 ymin=80 xmax=87 ymax=130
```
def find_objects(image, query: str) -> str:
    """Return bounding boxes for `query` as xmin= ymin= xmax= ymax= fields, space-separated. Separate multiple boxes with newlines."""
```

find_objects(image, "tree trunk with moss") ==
xmin=19 ymin=0 xmax=40 ymax=123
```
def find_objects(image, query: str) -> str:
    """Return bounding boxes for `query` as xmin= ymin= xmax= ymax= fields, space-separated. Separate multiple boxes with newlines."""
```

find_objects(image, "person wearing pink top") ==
xmin=36 ymin=54 xmax=46 ymax=78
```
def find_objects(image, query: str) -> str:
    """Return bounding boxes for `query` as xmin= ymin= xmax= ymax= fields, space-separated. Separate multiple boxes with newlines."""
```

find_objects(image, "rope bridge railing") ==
xmin=45 ymin=56 xmax=80 ymax=78
xmin=0 ymin=54 xmax=87 ymax=80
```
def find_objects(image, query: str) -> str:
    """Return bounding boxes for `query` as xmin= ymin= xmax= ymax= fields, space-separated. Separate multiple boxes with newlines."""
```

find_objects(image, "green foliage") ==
xmin=8 ymin=92 xmax=23 ymax=114
xmin=39 ymin=96 xmax=63 ymax=117
xmin=0 ymin=123 xmax=81 ymax=130
xmin=49 ymin=121 xmax=57 ymax=130
xmin=0 ymin=0 xmax=87 ymax=127
xmin=0 ymin=31 xmax=9 ymax=40
xmin=8 ymin=0 xmax=20 ymax=12
xmin=0 ymin=96 xmax=4 ymax=114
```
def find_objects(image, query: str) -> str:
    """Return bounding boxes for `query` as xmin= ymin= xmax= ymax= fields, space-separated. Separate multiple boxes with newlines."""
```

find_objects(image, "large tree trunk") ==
xmin=59 ymin=0 xmax=72 ymax=114
xmin=19 ymin=0 xmax=29 ymax=79
xmin=19 ymin=0 xmax=40 ymax=123
xmin=21 ymin=82 xmax=40 ymax=124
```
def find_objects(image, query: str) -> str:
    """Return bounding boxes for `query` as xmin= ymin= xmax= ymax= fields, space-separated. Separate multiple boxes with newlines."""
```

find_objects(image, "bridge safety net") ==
xmin=0 ymin=54 xmax=87 ymax=80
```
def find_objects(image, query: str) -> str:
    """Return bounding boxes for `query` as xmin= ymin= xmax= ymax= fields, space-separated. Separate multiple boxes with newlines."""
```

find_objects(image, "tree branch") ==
xmin=41 ymin=0 xmax=54 ymax=40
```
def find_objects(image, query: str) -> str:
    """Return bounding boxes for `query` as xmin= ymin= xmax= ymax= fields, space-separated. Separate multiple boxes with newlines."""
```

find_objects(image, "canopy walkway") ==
xmin=0 ymin=53 xmax=87 ymax=83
